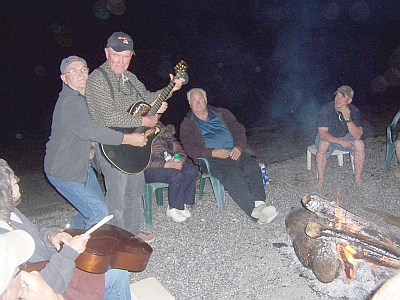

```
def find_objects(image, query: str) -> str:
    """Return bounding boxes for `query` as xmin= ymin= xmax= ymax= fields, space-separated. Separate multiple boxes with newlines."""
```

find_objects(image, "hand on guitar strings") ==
xmin=48 ymin=231 xmax=90 ymax=253
xmin=154 ymin=100 xmax=168 ymax=114
xmin=141 ymin=115 xmax=159 ymax=127
xmin=122 ymin=133 xmax=148 ymax=147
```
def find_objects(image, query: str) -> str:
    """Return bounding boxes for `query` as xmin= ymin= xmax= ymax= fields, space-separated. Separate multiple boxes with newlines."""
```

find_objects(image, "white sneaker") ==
xmin=251 ymin=204 xmax=268 ymax=219
xmin=166 ymin=207 xmax=188 ymax=222
xmin=257 ymin=206 xmax=279 ymax=224
xmin=183 ymin=204 xmax=192 ymax=218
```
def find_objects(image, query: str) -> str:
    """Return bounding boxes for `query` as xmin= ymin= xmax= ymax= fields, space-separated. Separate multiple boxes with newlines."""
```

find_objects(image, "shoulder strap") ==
xmin=98 ymin=67 xmax=115 ymax=100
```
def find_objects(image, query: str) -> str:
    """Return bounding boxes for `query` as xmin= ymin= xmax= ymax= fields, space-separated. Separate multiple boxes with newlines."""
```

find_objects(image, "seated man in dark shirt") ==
xmin=315 ymin=85 xmax=365 ymax=189
xmin=180 ymin=88 xmax=278 ymax=224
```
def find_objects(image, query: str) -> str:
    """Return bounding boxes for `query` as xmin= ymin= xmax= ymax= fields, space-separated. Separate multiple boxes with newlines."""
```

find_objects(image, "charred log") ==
xmin=302 ymin=194 xmax=400 ymax=247
xmin=285 ymin=208 xmax=340 ymax=283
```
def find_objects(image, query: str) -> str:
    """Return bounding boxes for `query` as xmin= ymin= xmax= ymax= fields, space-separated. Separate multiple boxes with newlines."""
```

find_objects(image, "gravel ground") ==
xmin=2 ymin=105 xmax=400 ymax=300
xmin=7 ymin=133 xmax=399 ymax=300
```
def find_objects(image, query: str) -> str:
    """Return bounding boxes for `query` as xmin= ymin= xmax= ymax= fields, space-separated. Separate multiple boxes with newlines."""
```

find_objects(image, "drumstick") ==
xmin=84 ymin=214 xmax=114 ymax=235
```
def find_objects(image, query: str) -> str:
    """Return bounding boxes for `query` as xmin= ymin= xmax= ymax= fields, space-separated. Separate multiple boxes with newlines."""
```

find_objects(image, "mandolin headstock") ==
xmin=174 ymin=60 xmax=188 ymax=80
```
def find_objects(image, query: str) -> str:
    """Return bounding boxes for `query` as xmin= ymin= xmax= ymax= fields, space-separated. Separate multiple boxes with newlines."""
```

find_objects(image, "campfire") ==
xmin=285 ymin=193 xmax=400 ymax=298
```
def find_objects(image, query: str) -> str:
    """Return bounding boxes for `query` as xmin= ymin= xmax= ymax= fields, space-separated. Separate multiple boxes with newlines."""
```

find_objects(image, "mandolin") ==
xmin=25 ymin=225 xmax=153 ymax=274
xmin=100 ymin=60 xmax=188 ymax=174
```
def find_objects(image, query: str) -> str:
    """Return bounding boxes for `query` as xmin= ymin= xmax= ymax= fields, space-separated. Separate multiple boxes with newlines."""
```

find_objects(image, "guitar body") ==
xmin=99 ymin=61 xmax=188 ymax=174
xmin=64 ymin=224 xmax=153 ymax=274
xmin=101 ymin=128 xmax=161 ymax=174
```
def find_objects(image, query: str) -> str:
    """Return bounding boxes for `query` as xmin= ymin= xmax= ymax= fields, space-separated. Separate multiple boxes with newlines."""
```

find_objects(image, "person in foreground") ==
xmin=0 ymin=159 xmax=131 ymax=299
xmin=314 ymin=85 xmax=365 ymax=189
xmin=44 ymin=55 xmax=147 ymax=231
xmin=85 ymin=31 xmax=185 ymax=242
xmin=180 ymin=88 xmax=278 ymax=224
xmin=144 ymin=123 xmax=198 ymax=222
xmin=0 ymin=229 xmax=64 ymax=300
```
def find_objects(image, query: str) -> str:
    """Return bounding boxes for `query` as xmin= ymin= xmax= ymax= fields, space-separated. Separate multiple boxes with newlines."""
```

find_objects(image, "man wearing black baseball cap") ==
xmin=314 ymin=85 xmax=365 ymax=189
xmin=85 ymin=31 xmax=185 ymax=243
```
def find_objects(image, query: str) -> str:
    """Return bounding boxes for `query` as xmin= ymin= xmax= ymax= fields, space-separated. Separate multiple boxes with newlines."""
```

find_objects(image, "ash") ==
xmin=308 ymin=261 xmax=394 ymax=300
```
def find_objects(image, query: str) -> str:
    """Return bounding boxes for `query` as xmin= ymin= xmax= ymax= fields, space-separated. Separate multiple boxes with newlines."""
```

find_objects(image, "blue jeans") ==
xmin=144 ymin=163 xmax=198 ymax=210
xmin=104 ymin=269 xmax=131 ymax=300
xmin=46 ymin=165 xmax=108 ymax=230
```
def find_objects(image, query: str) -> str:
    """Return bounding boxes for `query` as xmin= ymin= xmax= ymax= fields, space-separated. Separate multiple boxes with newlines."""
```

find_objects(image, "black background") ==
xmin=1 ymin=0 xmax=399 ymax=141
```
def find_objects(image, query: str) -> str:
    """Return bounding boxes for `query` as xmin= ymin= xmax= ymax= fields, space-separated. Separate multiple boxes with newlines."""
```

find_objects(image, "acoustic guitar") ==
xmin=25 ymin=225 xmax=153 ymax=274
xmin=100 ymin=60 xmax=188 ymax=174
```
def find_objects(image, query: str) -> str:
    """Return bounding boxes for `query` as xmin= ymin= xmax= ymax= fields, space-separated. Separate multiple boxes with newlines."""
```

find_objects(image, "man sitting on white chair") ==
xmin=315 ymin=85 xmax=365 ymax=189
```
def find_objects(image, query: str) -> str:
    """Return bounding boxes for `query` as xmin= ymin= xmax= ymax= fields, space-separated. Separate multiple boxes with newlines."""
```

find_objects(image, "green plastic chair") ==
xmin=384 ymin=110 xmax=400 ymax=173
xmin=142 ymin=181 xmax=169 ymax=229
xmin=197 ymin=157 xmax=226 ymax=210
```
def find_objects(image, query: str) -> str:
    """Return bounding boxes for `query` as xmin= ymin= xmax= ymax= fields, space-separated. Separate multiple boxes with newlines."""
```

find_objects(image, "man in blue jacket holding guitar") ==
xmin=86 ymin=32 xmax=186 ymax=243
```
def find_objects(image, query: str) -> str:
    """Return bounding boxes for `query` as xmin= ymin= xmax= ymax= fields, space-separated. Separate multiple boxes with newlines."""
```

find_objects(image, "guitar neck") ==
xmin=147 ymin=80 xmax=175 ymax=116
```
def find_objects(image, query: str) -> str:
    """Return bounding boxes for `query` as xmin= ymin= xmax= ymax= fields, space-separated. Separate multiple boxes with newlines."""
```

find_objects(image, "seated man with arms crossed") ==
xmin=180 ymin=88 xmax=278 ymax=224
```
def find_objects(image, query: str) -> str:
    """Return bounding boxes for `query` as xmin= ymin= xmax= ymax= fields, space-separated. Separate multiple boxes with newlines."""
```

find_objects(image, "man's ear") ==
xmin=104 ymin=48 xmax=109 ymax=60
xmin=348 ymin=97 xmax=353 ymax=104
xmin=60 ymin=74 xmax=67 ymax=85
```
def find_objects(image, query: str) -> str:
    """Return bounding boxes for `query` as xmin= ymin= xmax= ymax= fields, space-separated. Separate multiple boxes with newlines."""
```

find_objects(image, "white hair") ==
xmin=187 ymin=88 xmax=207 ymax=102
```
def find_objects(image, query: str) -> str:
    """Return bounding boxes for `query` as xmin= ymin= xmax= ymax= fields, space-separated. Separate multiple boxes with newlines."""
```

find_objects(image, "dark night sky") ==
xmin=0 ymin=0 xmax=399 ymax=140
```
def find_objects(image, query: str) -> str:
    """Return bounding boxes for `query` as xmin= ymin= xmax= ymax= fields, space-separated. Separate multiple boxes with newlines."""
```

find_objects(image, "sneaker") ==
xmin=166 ymin=207 xmax=188 ymax=223
xmin=257 ymin=206 xmax=279 ymax=224
xmin=183 ymin=204 xmax=192 ymax=218
xmin=136 ymin=232 xmax=156 ymax=243
xmin=251 ymin=204 xmax=268 ymax=219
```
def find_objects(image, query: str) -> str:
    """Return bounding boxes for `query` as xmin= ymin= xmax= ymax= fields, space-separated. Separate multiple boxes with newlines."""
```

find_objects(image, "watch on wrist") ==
xmin=345 ymin=117 xmax=352 ymax=123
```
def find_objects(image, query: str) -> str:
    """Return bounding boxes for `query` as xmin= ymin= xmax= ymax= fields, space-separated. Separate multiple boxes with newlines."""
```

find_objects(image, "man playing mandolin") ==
xmin=86 ymin=32 xmax=185 ymax=243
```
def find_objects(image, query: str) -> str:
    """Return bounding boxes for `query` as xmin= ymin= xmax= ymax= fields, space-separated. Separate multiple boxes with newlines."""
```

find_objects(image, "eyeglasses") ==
xmin=12 ymin=175 xmax=20 ymax=187
xmin=64 ymin=67 xmax=89 ymax=75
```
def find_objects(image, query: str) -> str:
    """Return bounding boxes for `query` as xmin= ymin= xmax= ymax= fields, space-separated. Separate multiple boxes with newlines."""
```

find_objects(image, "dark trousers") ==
xmin=204 ymin=153 xmax=265 ymax=217
xmin=144 ymin=163 xmax=198 ymax=210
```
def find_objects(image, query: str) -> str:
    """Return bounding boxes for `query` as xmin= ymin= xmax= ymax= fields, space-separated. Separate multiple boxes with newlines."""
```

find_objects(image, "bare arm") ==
xmin=336 ymin=105 xmax=363 ymax=139
xmin=318 ymin=127 xmax=354 ymax=149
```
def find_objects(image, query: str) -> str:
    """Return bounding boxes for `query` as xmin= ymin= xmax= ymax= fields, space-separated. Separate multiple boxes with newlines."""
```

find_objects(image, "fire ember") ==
xmin=285 ymin=193 xmax=400 ymax=299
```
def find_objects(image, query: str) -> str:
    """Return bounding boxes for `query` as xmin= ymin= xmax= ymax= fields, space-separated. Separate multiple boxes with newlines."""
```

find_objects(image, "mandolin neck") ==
xmin=147 ymin=80 xmax=175 ymax=116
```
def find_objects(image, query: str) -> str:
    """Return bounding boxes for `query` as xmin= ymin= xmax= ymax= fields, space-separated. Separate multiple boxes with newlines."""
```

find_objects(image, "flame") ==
xmin=328 ymin=188 xmax=400 ymax=280
xmin=336 ymin=243 xmax=362 ymax=279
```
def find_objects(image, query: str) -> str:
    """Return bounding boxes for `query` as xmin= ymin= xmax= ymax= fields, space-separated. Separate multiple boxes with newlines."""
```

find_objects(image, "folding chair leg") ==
xmin=155 ymin=188 xmax=164 ymax=206
xmin=210 ymin=177 xmax=225 ymax=210
xmin=385 ymin=148 xmax=395 ymax=173
xmin=337 ymin=154 xmax=344 ymax=167
xmin=307 ymin=150 xmax=312 ymax=170
xmin=199 ymin=177 xmax=206 ymax=200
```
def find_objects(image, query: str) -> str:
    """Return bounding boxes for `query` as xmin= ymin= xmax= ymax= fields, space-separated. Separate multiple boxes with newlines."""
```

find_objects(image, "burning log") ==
xmin=306 ymin=222 xmax=400 ymax=270
xmin=306 ymin=222 xmax=400 ymax=261
xmin=302 ymin=194 xmax=400 ymax=247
